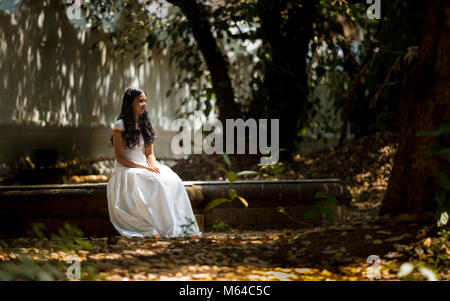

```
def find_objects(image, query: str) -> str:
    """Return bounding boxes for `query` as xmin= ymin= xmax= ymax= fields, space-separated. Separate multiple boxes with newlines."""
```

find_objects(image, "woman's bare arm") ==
xmin=145 ymin=141 xmax=160 ymax=173
xmin=113 ymin=130 xmax=148 ymax=169
xmin=145 ymin=142 xmax=157 ymax=164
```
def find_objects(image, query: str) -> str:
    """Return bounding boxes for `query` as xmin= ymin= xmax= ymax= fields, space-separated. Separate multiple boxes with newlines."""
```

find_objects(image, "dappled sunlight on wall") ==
xmin=0 ymin=0 xmax=87 ymax=127
xmin=0 ymin=0 xmax=186 ymax=129
xmin=0 ymin=0 xmax=192 ymax=173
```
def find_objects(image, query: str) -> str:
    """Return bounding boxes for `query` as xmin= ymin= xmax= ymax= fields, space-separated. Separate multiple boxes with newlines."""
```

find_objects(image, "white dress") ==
xmin=106 ymin=119 xmax=202 ymax=238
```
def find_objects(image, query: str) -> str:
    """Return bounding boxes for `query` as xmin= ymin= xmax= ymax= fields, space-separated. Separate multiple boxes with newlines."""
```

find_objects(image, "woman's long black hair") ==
xmin=109 ymin=88 xmax=157 ymax=149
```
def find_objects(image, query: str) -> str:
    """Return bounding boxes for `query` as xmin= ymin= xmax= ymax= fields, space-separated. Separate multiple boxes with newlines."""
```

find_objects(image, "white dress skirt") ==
xmin=106 ymin=119 xmax=202 ymax=238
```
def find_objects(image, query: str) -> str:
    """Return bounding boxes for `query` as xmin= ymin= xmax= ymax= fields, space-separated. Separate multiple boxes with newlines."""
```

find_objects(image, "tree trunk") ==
xmin=168 ymin=0 xmax=240 ymax=124
xmin=249 ymin=0 xmax=316 ymax=161
xmin=380 ymin=0 xmax=450 ymax=215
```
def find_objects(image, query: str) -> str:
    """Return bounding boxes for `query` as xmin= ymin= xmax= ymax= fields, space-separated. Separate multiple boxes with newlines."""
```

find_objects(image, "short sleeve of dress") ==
xmin=112 ymin=119 xmax=125 ymax=132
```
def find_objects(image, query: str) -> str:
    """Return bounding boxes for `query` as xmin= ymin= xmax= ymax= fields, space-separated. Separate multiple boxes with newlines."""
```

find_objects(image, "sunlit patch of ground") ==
xmin=1 ymin=217 xmax=448 ymax=281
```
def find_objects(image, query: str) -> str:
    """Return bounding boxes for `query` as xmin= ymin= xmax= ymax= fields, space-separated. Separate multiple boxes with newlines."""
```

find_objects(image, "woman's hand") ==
xmin=146 ymin=157 xmax=159 ymax=173
xmin=145 ymin=165 xmax=160 ymax=174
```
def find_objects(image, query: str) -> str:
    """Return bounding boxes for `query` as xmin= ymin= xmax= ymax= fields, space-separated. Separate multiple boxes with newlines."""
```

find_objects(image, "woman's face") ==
xmin=131 ymin=93 xmax=147 ymax=116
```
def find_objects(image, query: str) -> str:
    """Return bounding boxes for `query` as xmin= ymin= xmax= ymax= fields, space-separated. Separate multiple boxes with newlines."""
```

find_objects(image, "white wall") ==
xmin=0 ymin=0 xmax=196 ymax=175
xmin=0 ymin=0 xmax=339 ymax=177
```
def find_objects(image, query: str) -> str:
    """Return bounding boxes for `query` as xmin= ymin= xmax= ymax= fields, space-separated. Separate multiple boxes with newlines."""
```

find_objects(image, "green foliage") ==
xmin=258 ymin=161 xmax=285 ymax=180
xmin=222 ymin=153 xmax=232 ymax=169
xmin=0 ymin=222 xmax=95 ymax=281
xmin=49 ymin=222 xmax=93 ymax=252
xmin=304 ymin=191 xmax=338 ymax=224
xmin=204 ymin=154 xmax=256 ymax=231
xmin=0 ymin=250 xmax=63 ymax=281
xmin=433 ymin=227 xmax=450 ymax=271
xmin=416 ymin=124 xmax=450 ymax=137
xmin=113 ymin=0 xmax=252 ymax=120
xmin=26 ymin=223 xmax=46 ymax=239
xmin=308 ymin=0 xmax=427 ymax=140
xmin=205 ymin=198 xmax=231 ymax=212
xmin=305 ymin=1 xmax=363 ymax=139
xmin=398 ymin=225 xmax=449 ymax=278
xmin=212 ymin=220 xmax=231 ymax=232
xmin=79 ymin=0 xmax=428 ymax=149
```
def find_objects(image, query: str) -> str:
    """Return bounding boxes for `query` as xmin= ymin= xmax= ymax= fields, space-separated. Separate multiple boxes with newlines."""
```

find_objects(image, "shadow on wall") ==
xmin=0 ymin=0 xmax=95 ymax=126
xmin=0 ymin=0 xmax=187 ymax=176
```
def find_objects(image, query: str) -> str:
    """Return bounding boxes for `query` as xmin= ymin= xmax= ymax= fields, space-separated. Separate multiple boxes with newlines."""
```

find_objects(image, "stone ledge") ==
xmin=0 ymin=180 xmax=351 ymax=236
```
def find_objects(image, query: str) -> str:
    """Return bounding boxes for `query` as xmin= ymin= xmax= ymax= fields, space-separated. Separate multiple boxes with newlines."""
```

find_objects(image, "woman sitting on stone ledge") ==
xmin=107 ymin=87 xmax=202 ymax=239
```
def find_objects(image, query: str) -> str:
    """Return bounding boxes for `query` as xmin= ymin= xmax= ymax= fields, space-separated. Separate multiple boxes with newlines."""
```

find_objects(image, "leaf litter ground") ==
xmin=0 ymin=131 xmax=448 ymax=280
